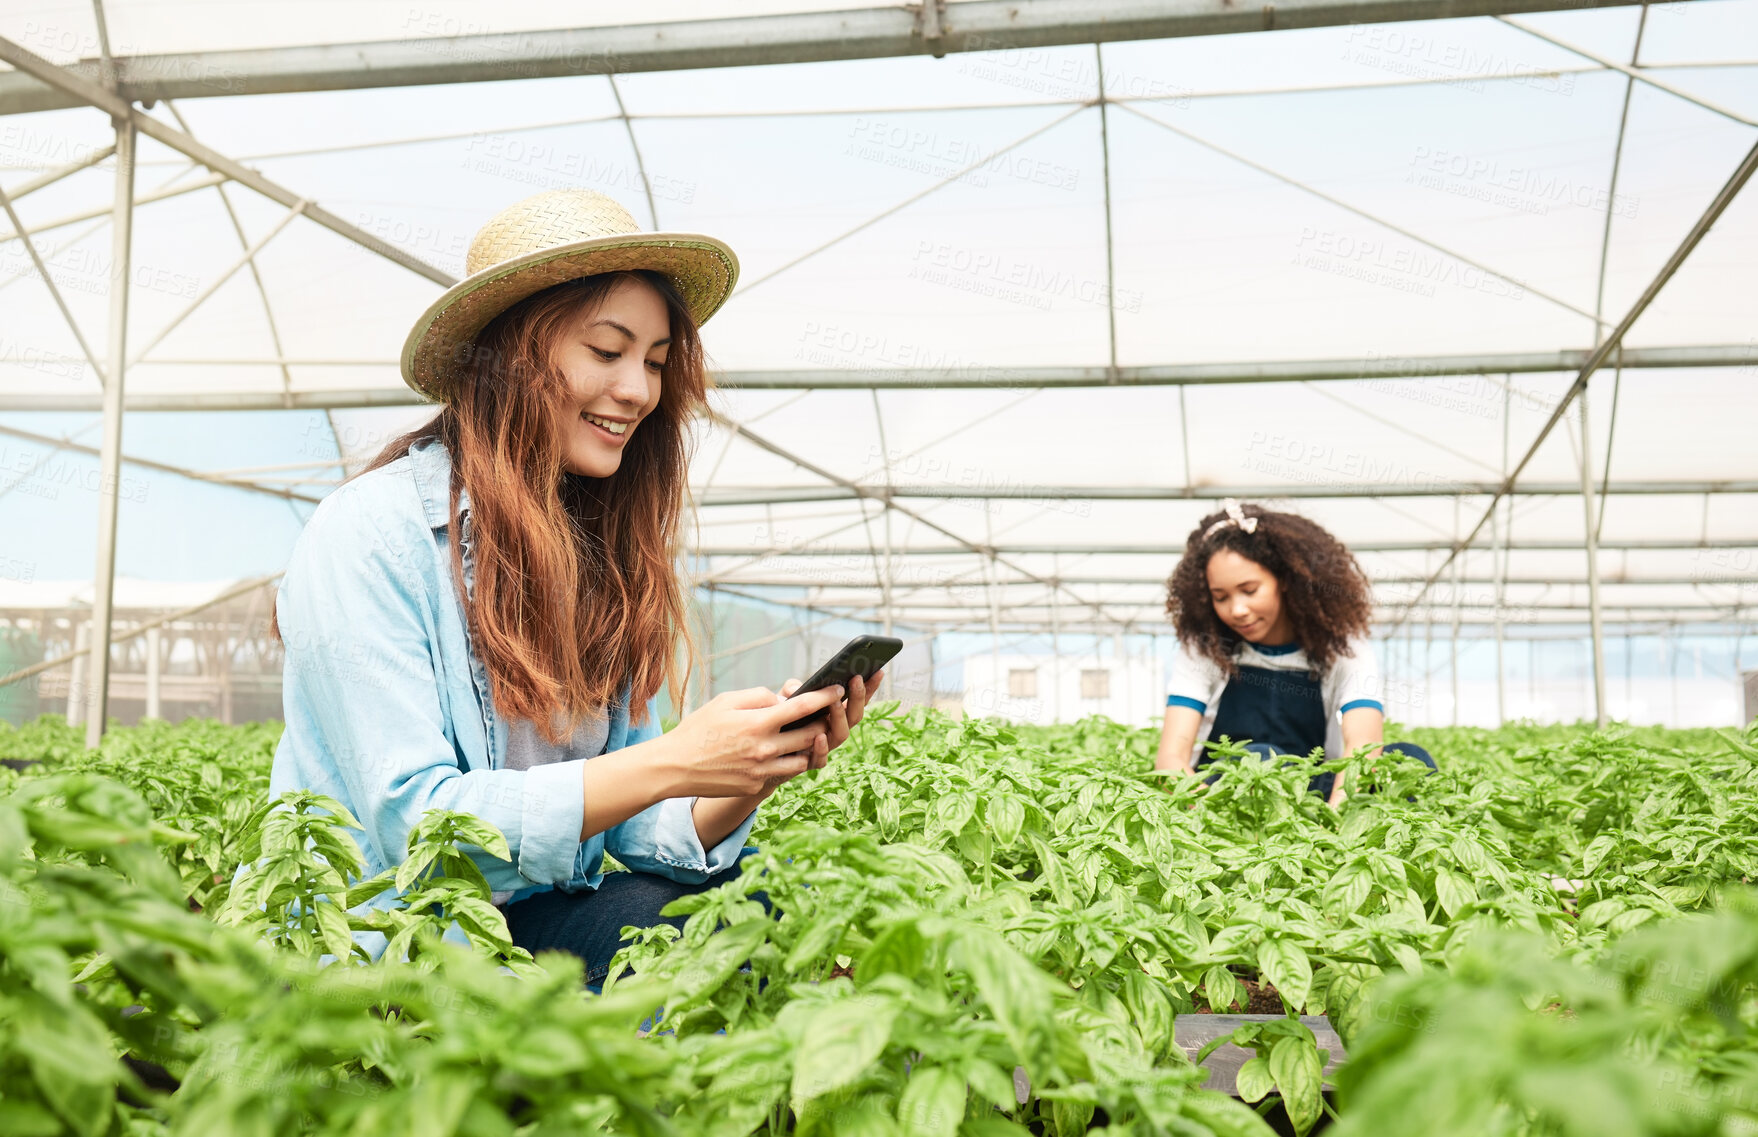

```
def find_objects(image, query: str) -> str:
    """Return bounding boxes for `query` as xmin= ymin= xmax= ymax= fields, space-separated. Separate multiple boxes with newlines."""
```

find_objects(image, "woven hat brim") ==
xmin=401 ymin=233 xmax=738 ymax=401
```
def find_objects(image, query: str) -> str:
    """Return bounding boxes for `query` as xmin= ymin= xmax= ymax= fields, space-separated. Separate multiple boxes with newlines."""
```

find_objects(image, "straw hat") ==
xmin=400 ymin=189 xmax=738 ymax=401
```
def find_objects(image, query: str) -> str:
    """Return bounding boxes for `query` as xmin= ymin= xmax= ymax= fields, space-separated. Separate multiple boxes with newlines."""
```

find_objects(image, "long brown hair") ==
xmin=275 ymin=270 xmax=705 ymax=740
xmin=1164 ymin=503 xmax=1372 ymax=678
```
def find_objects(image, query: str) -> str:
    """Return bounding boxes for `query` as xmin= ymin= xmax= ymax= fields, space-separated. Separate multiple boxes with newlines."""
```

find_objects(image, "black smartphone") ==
xmin=779 ymin=635 xmax=903 ymax=732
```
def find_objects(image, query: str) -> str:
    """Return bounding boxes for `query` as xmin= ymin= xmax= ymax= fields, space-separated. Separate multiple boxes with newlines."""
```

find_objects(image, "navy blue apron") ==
xmin=1199 ymin=665 xmax=1332 ymax=794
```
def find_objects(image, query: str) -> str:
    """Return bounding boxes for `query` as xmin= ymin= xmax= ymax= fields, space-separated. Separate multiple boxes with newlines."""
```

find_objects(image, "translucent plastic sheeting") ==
xmin=0 ymin=1 xmax=890 ymax=60
xmin=0 ymin=2 xmax=1753 ymax=639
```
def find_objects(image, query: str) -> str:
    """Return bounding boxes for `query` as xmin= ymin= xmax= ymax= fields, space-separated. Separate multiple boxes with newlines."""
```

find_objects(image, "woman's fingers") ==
xmin=764 ymin=684 xmax=840 ymax=728
xmin=848 ymin=670 xmax=880 ymax=728
xmin=773 ymin=719 xmax=830 ymax=758
xmin=723 ymin=685 xmax=786 ymax=710
xmin=824 ymin=683 xmax=851 ymax=749
xmin=756 ymin=751 xmax=810 ymax=787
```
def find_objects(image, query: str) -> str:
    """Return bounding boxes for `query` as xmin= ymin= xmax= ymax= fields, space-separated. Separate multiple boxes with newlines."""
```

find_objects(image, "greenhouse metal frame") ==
xmin=0 ymin=0 xmax=1753 ymax=744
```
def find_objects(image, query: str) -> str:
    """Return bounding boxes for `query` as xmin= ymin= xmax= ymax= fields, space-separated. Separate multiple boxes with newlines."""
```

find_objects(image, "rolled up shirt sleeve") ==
xmin=276 ymin=490 xmax=584 ymax=896
xmin=602 ymin=698 xmax=757 ymax=884
xmin=1332 ymin=636 xmax=1385 ymax=717
xmin=1166 ymin=641 xmax=1224 ymax=713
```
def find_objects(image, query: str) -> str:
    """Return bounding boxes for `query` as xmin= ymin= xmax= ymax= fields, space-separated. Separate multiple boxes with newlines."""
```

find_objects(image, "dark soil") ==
xmin=1195 ymin=977 xmax=1285 ymax=1015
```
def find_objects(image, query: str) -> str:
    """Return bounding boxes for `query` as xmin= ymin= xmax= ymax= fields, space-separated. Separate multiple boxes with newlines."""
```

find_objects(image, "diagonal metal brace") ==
xmin=0 ymin=35 xmax=456 ymax=288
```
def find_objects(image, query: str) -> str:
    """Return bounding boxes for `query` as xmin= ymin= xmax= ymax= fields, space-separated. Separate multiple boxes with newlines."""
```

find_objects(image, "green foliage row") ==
xmin=1 ymin=710 xmax=1756 ymax=1136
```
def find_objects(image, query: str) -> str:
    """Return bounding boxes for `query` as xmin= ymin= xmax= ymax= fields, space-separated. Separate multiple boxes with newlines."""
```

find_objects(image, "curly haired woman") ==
xmin=267 ymin=189 xmax=879 ymax=977
xmin=1153 ymin=500 xmax=1434 ymax=805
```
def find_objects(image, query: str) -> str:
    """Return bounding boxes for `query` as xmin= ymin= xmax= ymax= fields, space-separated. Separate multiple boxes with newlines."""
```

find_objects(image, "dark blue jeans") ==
xmin=1224 ymin=740 xmax=1436 ymax=798
xmin=501 ymin=852 xmax=768 ymax=991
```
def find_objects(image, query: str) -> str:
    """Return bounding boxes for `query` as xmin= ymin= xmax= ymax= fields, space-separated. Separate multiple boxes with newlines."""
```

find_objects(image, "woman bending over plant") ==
xmin=268 ymin=190 xmax=879 ymax=978
xmin=1153 ymin=501 xmax=1433 ymax=806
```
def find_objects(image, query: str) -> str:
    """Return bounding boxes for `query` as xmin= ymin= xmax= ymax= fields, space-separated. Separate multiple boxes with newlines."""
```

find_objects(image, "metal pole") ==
xmin=84 ymin=116 xmax=135 ymax=749
xmin=1579 ymin=389 xmax=1608 ymax=727
xmin=1495 ymin=374 xmax=1510 ymax=725
xmin=1669 ymin=623 xmax=1679 ymax=725
xmin=1448 ymin=499 xmax=1462 ymax=731
xmin=1051 ymin=552 xmax=1062 ymax=723
xmin=985 ymin=508 xmax=1001 ymax=717
xmin=1624 ymin=626 xmax=1633 ymax=717
xmin=870 ymin=390 xmax=895 ymax=637
xmin=66 ymin=621 xmax=89 ymax=726
xmin=1423 ymin=605 xmax=1434 ymax=727
xmin=144 ymin=624 xmax=161 ymax=720
xmin=1384 ymin=132 xmax=1758 ymax=634
xmin=1095 ymin=43 xmax=1119 ymax=380
xmin=986 ymin=555 xmax=1002 ymax=717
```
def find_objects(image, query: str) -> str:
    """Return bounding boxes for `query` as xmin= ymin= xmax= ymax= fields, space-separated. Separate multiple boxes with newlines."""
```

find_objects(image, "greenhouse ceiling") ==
xmin=0 ymin=0 xmax=1754 ymax=654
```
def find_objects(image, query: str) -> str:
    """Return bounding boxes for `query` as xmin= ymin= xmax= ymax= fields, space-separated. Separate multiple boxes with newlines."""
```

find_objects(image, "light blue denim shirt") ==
xmin=268 ymin=434 xmax=755 ymax=960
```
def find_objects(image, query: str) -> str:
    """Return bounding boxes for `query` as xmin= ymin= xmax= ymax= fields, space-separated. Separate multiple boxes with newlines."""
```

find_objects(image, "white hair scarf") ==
xmin=1203 ymin=498 xmax=1259 ymax=541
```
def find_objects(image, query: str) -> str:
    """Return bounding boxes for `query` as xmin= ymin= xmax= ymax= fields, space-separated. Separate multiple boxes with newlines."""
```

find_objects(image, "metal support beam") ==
xmin=870 ymin=390 xmax=896 ymax=636
xmin=701 ymin=572 xmax=1758 ymax=589
xmin=1495 ymin=376 xmax=1510 ymax=725
xmin=694 ymin=536 xmax=1758 ymax=557
xmin=1096 ymin=44 xmax=1120 ymax=381
xmin=0 ymin=0 xmax=1653 ymax=116
xmin=2 ymin=143 xmax=116 ymax=202
xmin=6 ymin=344 xmax=1755 ymax=410
xmin=0 ymin=172 xmax=108 ymax=385
xmin=127 ymin=198 xmax=308 ymax=366
xmin=65 ymin=621 xmax=88 ymax=726
xmin=694 ymin=479 xmax=1758 ymax=507
xmin=0 ymin=172 xmax=226 ymax=247
xmin=0 ymin=36 xmax=454 ymax=287
xmin=710 ymin=410 xmax=1134 ymax=626
xmin=84 ymin=114 xmax=134 ymax=747
xmin=1497 ymin=15 xmax=1756 ymax=127
xmin=1579 ymin=391 xmax=1609 ymax=726
xmin=143 ymin=624 xmax=161 ymax=720
xmin=1450 ymin=499 xmax=1462 ymax=726
xmin=1387 ymin=133 xmax=1758 ymax=633
xmin=0 ymin=422 xmax=324 ymax=504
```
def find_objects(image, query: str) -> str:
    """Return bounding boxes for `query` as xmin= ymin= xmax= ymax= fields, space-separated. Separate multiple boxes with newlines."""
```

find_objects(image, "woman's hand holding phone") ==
xmin=671 ymin=670 xmax=884 ymax=850
xmin=663 ymin=685 xmax=841 ymax=797
xmin=780 ymin=669 xmax=882 ymax=771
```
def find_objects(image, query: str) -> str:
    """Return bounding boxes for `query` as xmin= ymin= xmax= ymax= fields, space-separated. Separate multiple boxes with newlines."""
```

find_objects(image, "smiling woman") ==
xmin=261 ymin=189 xmax=881 ymax=981
xmin=1154 ymin=500 xmax=1435 ymax=806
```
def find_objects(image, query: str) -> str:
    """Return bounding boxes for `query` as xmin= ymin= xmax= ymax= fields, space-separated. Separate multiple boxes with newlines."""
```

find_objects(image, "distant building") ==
xmin=960 ymin=652 xmax=1163 ymax=726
